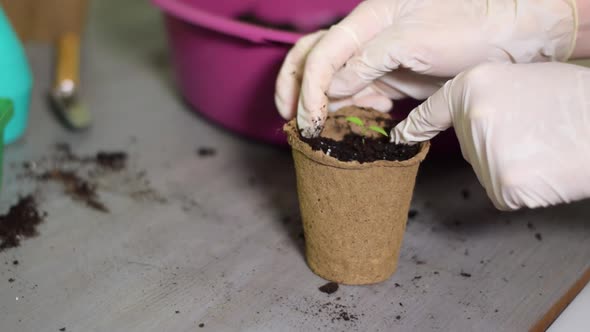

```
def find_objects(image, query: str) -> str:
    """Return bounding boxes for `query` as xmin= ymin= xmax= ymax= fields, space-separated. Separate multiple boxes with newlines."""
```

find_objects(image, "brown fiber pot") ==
xmin=285 ymin=107 xmax=430 ymax=285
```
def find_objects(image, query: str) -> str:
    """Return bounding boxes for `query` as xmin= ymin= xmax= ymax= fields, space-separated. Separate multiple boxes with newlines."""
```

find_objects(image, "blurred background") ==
xmin=0 ymin=1 xmax=588 ymax=331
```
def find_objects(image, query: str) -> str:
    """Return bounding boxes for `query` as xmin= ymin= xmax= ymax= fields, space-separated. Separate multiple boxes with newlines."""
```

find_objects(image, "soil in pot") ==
xmin=285 ymin=107 xmax=430 ymax=285
xmin=301 ymin=120 xmax=419 ymax=163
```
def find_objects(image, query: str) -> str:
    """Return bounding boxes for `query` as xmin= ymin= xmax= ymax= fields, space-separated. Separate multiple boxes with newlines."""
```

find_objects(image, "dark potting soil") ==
xmin=302 ymin=132 xmax=420 ymax=163
xmin=236 ymin=13 xmax=343 ymax=32
xmin=0 ymin=196 xmax=46 ymax=251
xmin=319 ymin=282 xmax=339 ymax=294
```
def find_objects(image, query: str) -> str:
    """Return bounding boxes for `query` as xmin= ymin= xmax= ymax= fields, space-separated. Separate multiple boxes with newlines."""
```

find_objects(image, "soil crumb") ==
xmin=59 ymin=328 xmax=66 ymax=331
xmin=319 ymin=282 xmax=339 ymax=294
xmin=12 ymin=260 xmax=18 ymax=265
xmin=199 ymin=323 xmax=205 ymax=328
xmin=0 ymin=196 xmax=46 ymax=251
xmin=411 ymin=255 xmax=425 ymax=265
xmin=535 ymin=233 xmax=543 ymax=241
xmin=8 ymin=277 xmax=15 ymax=283
xmin=408 ymin=209 xmax=418 ymax=219
xmin=96 ymin=151 xmax=128 ymax=170
xmin=197 ymin=147 xmax=216 ymax=158
xmin=460 ymin=272 xmax=472 ymax=278
xmin=461 ymin=189 xmax=470 ymax=200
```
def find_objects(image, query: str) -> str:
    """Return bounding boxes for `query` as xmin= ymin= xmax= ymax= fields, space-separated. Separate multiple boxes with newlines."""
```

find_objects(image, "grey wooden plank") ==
xmin=0 ymin=1 xmax=588 ymax=331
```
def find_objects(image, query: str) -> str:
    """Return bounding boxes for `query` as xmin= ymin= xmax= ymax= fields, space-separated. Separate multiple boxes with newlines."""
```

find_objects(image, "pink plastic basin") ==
xmin=152 ymin=0 xmax=461 ymax=155
xmin=152 ymin=0 xmax=361 ymax=145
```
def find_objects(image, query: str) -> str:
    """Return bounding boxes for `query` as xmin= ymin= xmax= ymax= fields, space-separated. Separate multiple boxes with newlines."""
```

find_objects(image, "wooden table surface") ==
xmin=0 ymin=1 xmax=588 ymax=331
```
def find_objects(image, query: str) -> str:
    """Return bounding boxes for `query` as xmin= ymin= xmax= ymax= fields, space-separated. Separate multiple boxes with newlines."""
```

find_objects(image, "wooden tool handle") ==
xmin=55 ymin=32 xmax=80 ymax=88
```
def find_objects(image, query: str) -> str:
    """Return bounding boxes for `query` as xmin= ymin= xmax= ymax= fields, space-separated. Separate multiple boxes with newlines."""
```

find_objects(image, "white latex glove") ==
xmin=392 ymin=62 xmax=590 ymax=210
xmin=275 ymin=0 xmax=579 ymax=138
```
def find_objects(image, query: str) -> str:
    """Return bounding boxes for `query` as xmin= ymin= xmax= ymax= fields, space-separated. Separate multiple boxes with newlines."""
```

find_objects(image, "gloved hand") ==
xmin=392 ymin=62 xmax=590 ymax=210
xmin=275 ymin=0 xmax=579 ymax=138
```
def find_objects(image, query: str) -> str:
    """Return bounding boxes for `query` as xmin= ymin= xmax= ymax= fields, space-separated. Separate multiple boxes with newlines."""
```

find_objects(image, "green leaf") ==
xmin=368 ymin=125 xmax=389 ymax=137
xmin=345 ymin=116 xmax=364 ymax=127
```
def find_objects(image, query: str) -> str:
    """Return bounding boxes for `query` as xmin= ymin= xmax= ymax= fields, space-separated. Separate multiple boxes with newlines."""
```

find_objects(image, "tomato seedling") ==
xmin=345 ymin=116 xmax=389 ymax=141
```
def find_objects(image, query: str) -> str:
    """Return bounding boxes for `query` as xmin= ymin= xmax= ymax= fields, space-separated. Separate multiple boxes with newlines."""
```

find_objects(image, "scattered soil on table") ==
xmin=535 ymin=233 xmax=543 ymax=241
xmin=38 ymin=170 xmax=108 ymax=213
xmin=8 ymin=277 xmax=14 ymax=282
xmin=0 ymin=196 xmax=46 ymax=251
xmin=18 ymin=143 xmax=166 ymax=213
xmin=59 ymin=328 xmax=66 ymax=332
xmin=302 ymin=130 xmax=420 ymax=163
xmin=460 ymin=272 xmax=472 ymax=278
xmin=288 ymin=297 xmax=361 ymax=325
xmin=235 ymin=13 xmax=343 ymax=32
xmin=319 ymin=282 xmax=339 ymax=294
xmin=197 ymin=147 xmax=216 ymax=158
xmin=12 ymin=260 xmax=18 ymax=265
xmin=198 ymin=323 xmax=205 ymax=328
